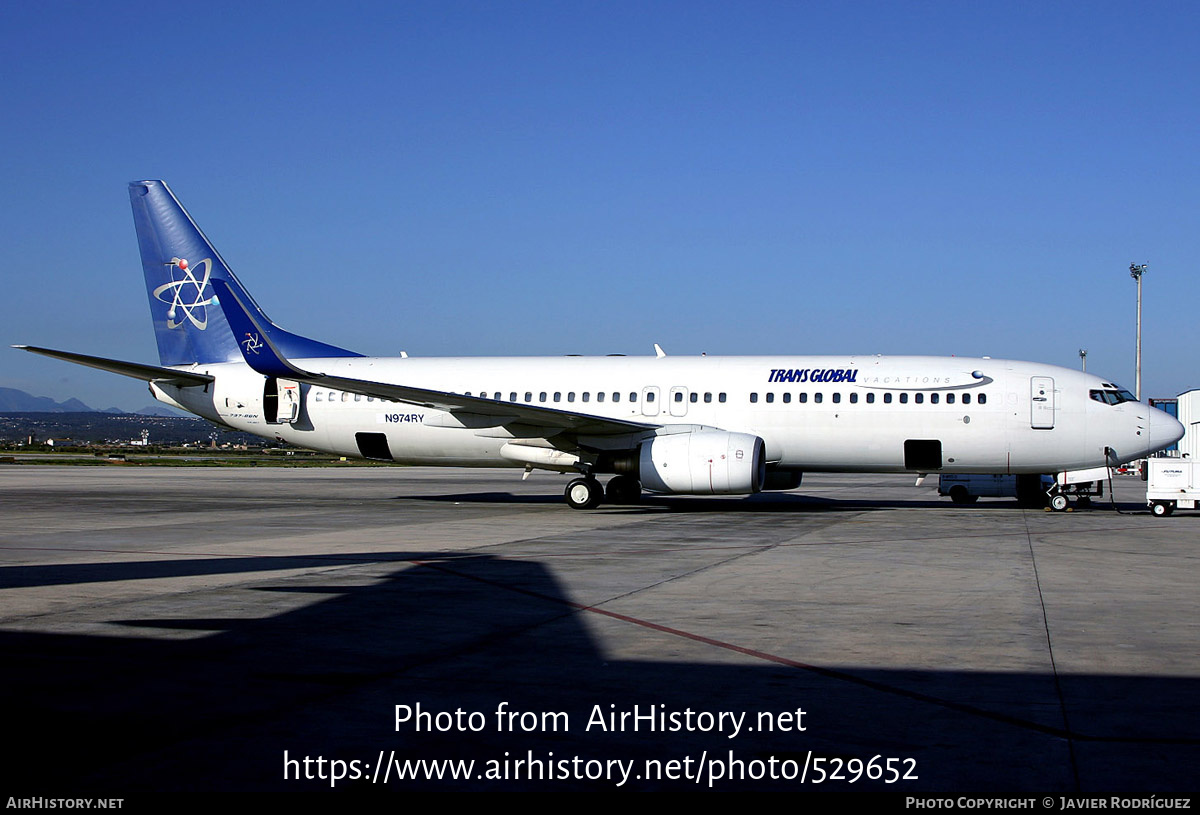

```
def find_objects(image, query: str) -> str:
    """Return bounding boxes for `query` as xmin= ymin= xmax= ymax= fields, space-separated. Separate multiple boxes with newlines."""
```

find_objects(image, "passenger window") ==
xmin=765 ymin=393 xmax=774 ymax=403
xmin=832 ymin=393 xmax=841 ymax=404
xmin=704 ymin=392 xmax=712 ymax=403
xmin=690 ymin=392 xmax=698 ymax=403
xmin=539 ymin=392 xmax=547 ymax=403
xmin=354 ymin=394 xmax=361 ymax=402
xmin=750 ymin=393 xmax=759 ymax=403
xmin=899 ymin=393 xmax=908 ymax=404
xmin=866 ymin=393 xmax=875 ymax=404
xmin=962 ymin=393 xmax=971 ymax=405
xmin=494 ymin=392 xmax=501 ymax=400
xmin=525 ymin=392 xmax=533 ymax=402
xmin=814 ymin=393 xmax=823 ymax=404
xmin=646 ymin=391 xmax=655 ymax=403
xmin=582 ymin=392 xmax=589 ymax=402
xmin=930 ymin=393 xmax=939 ymax=404
xmin=675 ymin=392 xmax=684 ymax=402
xmin=629 ymin=392 xmax=637 ymax=402
xmin=315 ymin=392 xmax=322 ymax=402
xmin=978 ymin=393 xmax=987 ymax=405
xmin=799 ymin=393 xmax=807 ymax=403
xmin=597 ymin=392 xmax=605 ymax=403
xmin=849 ymin=392 xmax=858 ymax=404
xmin=612 ymin=392 xmax=620 ymax=402
xmin=783 ymin=393 xmax=791 ymax=403
xmin=342 ymin=392 xmax=349 ymax=402
xmin=914 ymin=393 xmax=923 ymax=404
xmin=510 ymin=392 xmax=517 ymax=402
xmin=946 ymin=393 xmax=955 ymax=404
xmin=567 ymin=392 xmax=575 ymax=402
xmin=719 ymin=393 xmax=727 ymax=403
xmin=884 ymin=393 xmax=892 ymax=404
xmin=554 ymin=392 xmax=561 ymax=402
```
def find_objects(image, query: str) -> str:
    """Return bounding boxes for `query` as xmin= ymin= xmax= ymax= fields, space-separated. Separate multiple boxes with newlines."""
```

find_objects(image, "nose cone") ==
xmin=1146 ymin=407 xmax=1185 ymax=454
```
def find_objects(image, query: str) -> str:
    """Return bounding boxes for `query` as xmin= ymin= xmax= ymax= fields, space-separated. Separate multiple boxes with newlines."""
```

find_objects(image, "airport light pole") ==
xmin=1129 ymin=263 xmax=1146 ymax=401
xmin=1079 ymin=349 xmax=1087 ymax=373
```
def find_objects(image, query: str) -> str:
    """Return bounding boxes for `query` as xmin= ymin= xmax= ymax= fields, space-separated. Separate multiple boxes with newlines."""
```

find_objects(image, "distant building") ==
xmin=1176 ymin=390 xmax=1200 ymax=460
xmin=45 ymin=438 xmax=84 ymax=448
xmin=1149 ymin=397 xmax=1179 ymax=455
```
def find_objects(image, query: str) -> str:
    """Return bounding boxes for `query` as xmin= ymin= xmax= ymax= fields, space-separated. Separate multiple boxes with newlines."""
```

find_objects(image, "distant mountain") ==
xmin=0 ymin=388 xmax=188 ymax=416
xmin=0 ymin=388 xmax=95 ymax=413
xmin=132 ymin=404 xmax=187 ymax=417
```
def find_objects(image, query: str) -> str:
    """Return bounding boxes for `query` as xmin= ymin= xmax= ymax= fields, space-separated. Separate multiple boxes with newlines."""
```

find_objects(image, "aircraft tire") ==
xmin=1050 ymin=494 xmax=1069 ymax=512
xmin=606 ymin=475 xmax=642 ymax=505
xmin=565 ymin=477 xmax=603 ymax=510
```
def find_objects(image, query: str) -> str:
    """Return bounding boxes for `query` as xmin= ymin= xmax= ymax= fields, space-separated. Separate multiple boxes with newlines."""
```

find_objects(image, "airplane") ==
xmin=16 ymin=181 xmax=1185 ymax=510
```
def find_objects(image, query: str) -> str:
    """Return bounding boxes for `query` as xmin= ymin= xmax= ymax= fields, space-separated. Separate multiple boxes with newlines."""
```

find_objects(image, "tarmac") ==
xmin=1 ymin=465 xmax=1196 ymax=792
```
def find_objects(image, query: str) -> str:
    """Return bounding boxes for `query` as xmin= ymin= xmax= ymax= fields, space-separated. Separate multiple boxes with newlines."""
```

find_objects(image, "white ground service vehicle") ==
xmin=1050 ymin=466 xmax=1108 ymax=511
xmin=1145 ymin=458 xmax=1199 ymax=516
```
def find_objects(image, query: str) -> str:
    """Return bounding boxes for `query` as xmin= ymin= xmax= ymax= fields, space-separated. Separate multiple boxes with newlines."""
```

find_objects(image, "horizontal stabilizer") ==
xmin=14 ymin=345 xmax=214 ymax=386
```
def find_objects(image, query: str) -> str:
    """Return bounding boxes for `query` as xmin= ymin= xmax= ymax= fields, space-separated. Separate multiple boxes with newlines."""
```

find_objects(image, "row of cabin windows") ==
xmin=310 ymin=389 xmax=985 ymax=406
xmin=313 ymin=391 xmax=377 ymax=403
xmin=749 ymin=391 xmax=987 ymax=405
xmin=462 ymin=391 xmax=732 ymax=404
xmin=310 ymin=390 xmax=731 ymax=404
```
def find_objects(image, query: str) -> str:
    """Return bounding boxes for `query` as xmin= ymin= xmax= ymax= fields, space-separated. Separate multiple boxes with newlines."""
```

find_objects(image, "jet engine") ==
xmin=638 ymin=431 xmax=766 ymax=495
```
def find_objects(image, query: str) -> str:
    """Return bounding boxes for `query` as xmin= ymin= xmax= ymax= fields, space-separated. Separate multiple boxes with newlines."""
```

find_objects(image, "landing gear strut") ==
xmin=564 ymin=477 xmax=603 ymax=510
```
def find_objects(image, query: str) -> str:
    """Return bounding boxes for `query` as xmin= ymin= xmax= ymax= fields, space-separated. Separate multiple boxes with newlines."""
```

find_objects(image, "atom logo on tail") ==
xmin=152 ymin=257 xmax=213 ymax=330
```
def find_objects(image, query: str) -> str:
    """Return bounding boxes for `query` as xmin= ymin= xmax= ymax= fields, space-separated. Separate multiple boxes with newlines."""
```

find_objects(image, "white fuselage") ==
xmin=155 ymin=354 xmax=1178 ymax=476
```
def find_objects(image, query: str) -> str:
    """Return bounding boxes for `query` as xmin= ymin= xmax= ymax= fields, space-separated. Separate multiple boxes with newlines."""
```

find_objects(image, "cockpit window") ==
xmin=1090 ymin=389 xmax=1137 ymax=405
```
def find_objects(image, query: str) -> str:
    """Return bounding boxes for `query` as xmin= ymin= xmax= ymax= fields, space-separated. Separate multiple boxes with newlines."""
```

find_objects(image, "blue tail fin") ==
xmin=129 ymin=180 xmax=361 ymax=366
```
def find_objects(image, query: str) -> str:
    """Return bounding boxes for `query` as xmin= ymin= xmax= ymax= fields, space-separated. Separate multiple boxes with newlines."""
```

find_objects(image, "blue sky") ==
xmin=3 ymin=1 xmax=1197 ymax=410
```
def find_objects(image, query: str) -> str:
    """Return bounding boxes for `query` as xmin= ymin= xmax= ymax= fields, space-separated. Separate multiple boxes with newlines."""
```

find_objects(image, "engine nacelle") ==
xmin=639 ymin=431 xmax=766 ymax=495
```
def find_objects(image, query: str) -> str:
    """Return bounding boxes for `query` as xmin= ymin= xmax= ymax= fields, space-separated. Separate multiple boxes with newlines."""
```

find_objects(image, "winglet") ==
xmin=654 ymin=343 xmax=666 ymax=358
xmin=210 ymin=279 xmax=316 ymax=379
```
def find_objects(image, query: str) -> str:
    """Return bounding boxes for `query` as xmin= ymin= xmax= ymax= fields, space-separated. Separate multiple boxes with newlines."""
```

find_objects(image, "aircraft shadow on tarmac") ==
xmin=1 ymin=551 xmax=1196 ymax=791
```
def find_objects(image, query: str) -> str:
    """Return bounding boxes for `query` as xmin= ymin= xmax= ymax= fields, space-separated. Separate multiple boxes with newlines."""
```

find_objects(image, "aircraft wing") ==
xmin=210 ymin=281 xmax=658 ymax=436
xmin=14 ymin=346 xmax=215 ymax=387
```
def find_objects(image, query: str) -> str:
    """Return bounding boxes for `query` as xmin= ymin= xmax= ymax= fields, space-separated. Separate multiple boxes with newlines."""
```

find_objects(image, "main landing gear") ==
xmin=605 ymin=474 xmax=642 ymax=505
xmin=564 ymin=477 xmax=603 ymax=510
xmin=563 ymin=475 xmax=643 ymax=509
